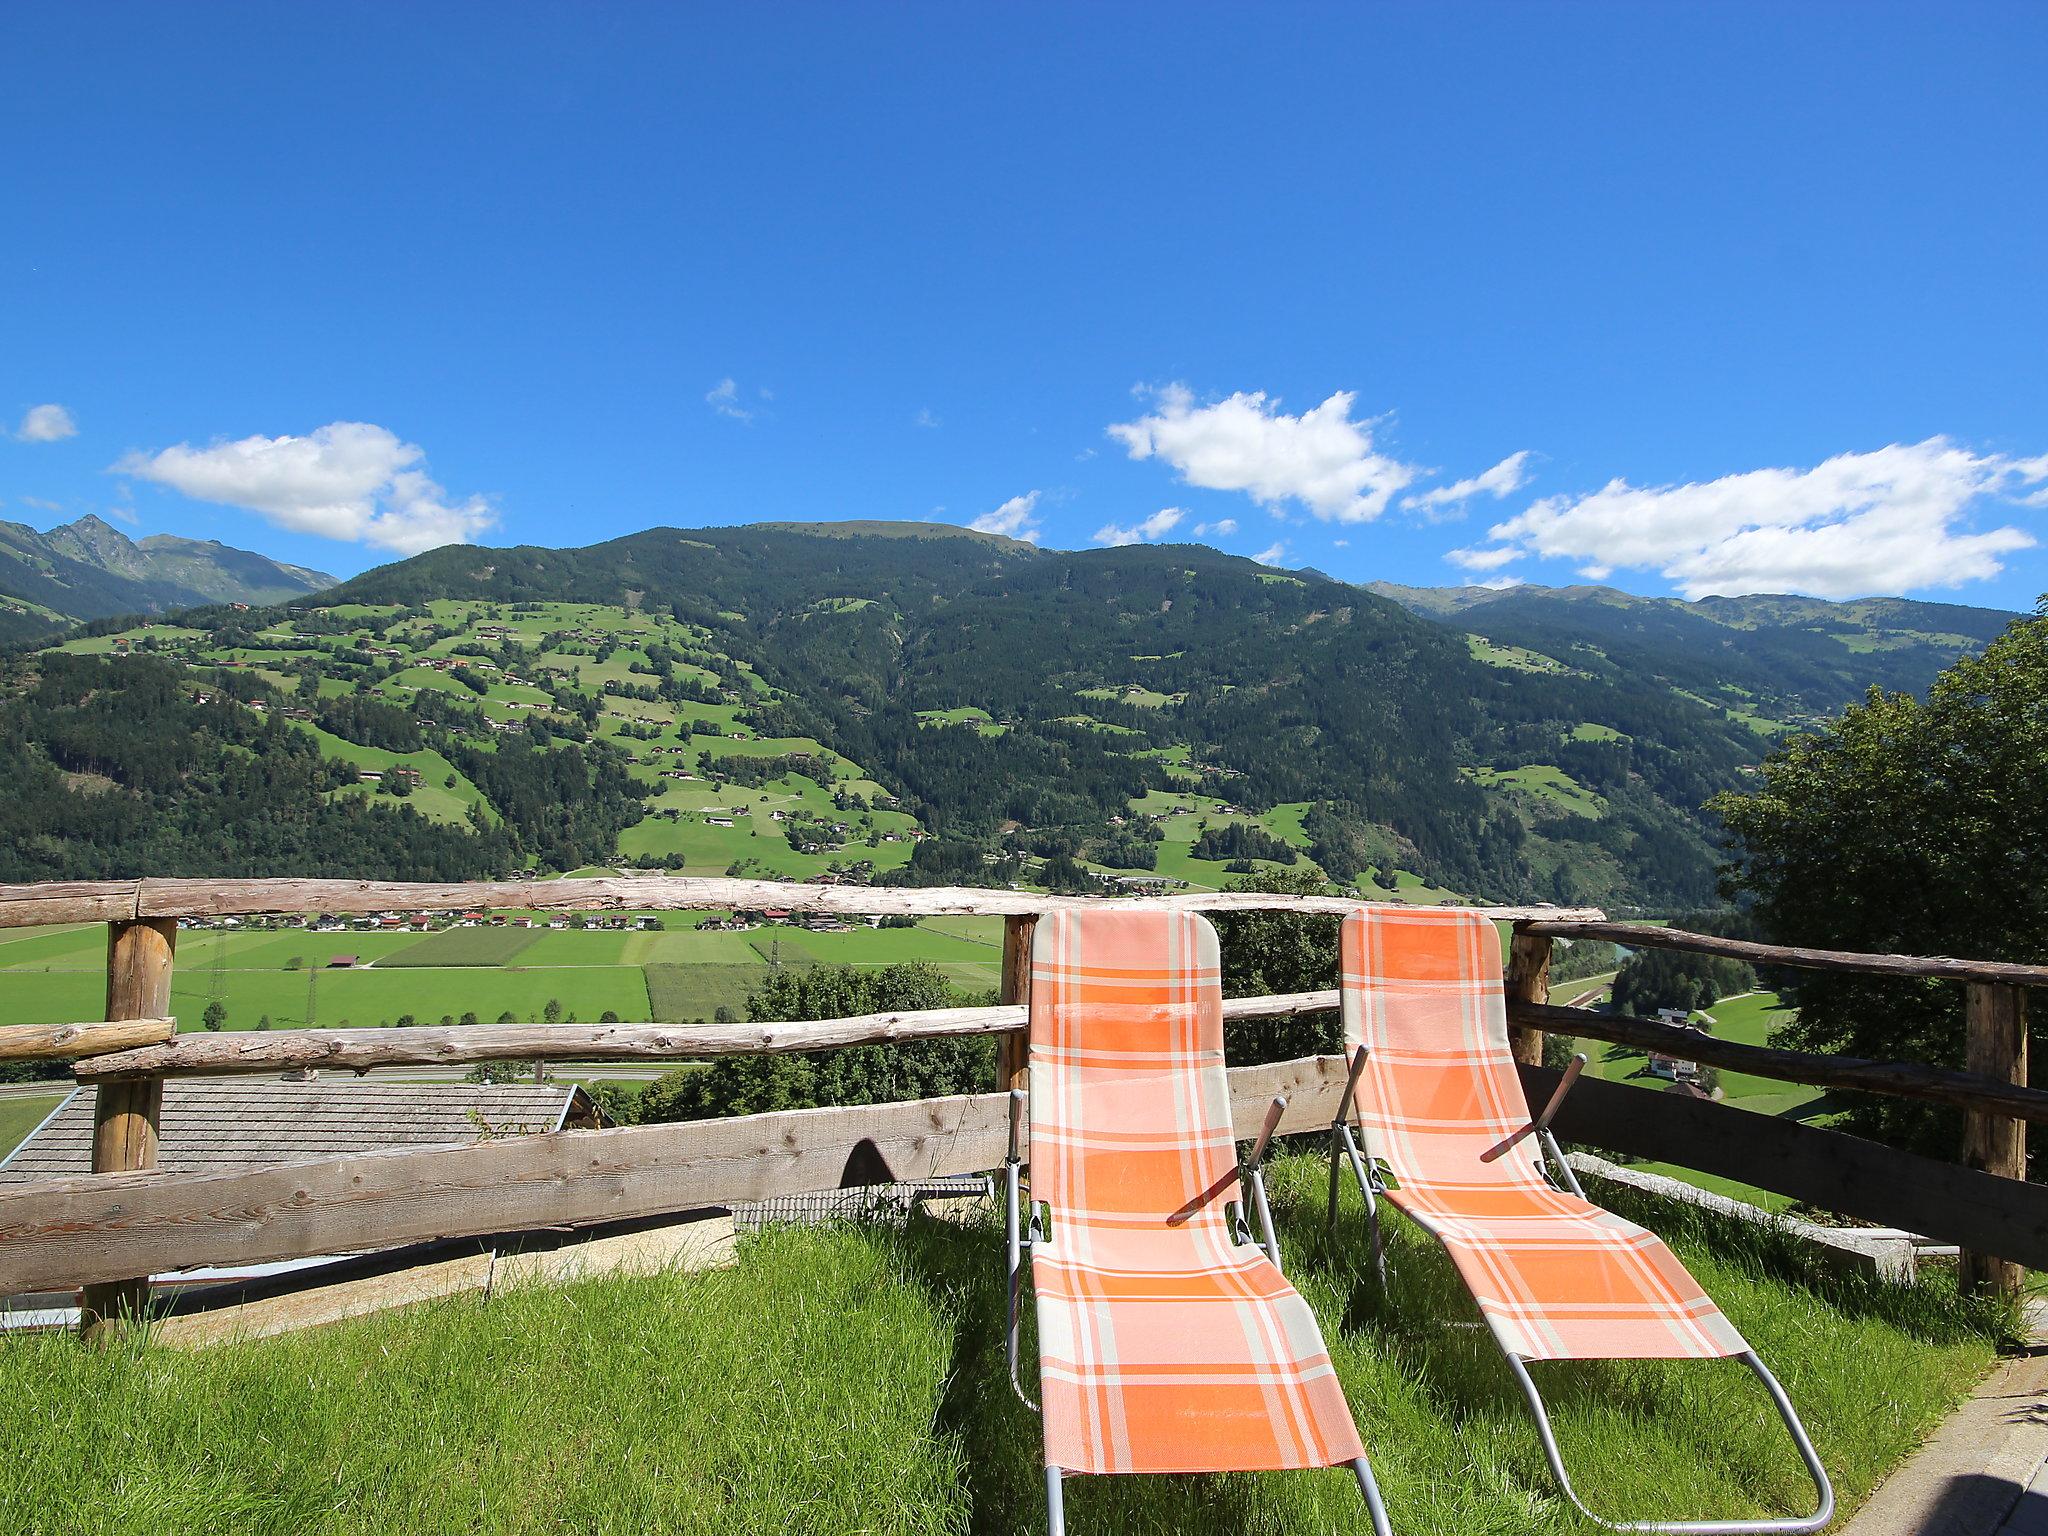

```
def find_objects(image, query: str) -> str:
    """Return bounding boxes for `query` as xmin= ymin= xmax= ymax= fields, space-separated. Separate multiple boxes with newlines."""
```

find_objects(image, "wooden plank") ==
xmin=73 ymin=989 xmax=1346 ymax=1081
xmin=0 ymin=881 xmax=139 ymax=929
xmin=87 ymin=874 xmax=1599 ymax=924
xmin=1522 ymin=917 xmax=2048 ymax=988
xmin=1524 ymin=1064 xmax=2048 ymax=1271
xmin=995 ymin=914 xmax=1035 ymax=1094
xmin=1960 ymin=982 xmax=2029 ymax=1294
xmin=0 ymin=1018 xmax=173 ymax=1064
xmin=0 ymin=1055 xmax=1349 ymax=1296
xmin=1504 ymin=931 xmax=1551 ymax=1068
xmin=81 ymin=917 xmax=175 ymax=1338
xmin=1512 ymin=999 xmax=2048 ymax=1123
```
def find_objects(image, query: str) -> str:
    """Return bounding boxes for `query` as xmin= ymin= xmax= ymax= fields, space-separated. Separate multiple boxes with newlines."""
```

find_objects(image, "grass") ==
xmin=644 ymin=961 xmax=777 ymax=1022
xmin=377 ymin=927 xmax=542 ymax=967
xmin=0 ymin=1092 xmax=68 ymax=1160
xmin=0 ymin=1153 xmax=1998 ymax=1533
xmin=0 ymin=1227 xmax=961 ymax=1535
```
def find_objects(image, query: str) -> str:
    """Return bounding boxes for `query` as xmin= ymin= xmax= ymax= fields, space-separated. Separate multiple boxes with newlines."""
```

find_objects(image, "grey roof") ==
xmin=0 ymin=1079 xmax=587 ymax=1186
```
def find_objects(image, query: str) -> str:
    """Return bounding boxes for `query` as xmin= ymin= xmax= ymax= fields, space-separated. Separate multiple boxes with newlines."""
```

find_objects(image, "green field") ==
xmin=0 ymin=1093 xmax=69 ymax=1161
xmin=1555 ymin=990 xmax=1815 ymax=1211
xmin=1470 ymin=763 xmax=1606 ymax=820
xmin=378 ymin=928 xmax=541 ymax=967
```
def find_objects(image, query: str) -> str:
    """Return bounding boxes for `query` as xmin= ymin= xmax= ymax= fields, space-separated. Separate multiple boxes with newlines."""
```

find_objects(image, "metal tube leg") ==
xmin=1351 ymin=1456 xmax=1393 ymax=1536
xmin=1045 ymin=1465 xmax=1066 ymax=1536
xmin=1503 ymin=1352 xmax=1834 ymax=1534
xmin=1336 ymin=1123 xmax=1392 ymax=1297
xmin=1326 ymin=1129 xmax=1345 ymax=1238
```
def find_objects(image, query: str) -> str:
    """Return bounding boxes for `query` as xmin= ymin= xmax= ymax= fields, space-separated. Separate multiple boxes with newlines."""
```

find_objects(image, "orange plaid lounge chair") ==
xmin=1005 ymin=907 xmax=1391 ymax=1535
xmin=1329 ymin=904 xmax=1833 ymax=1534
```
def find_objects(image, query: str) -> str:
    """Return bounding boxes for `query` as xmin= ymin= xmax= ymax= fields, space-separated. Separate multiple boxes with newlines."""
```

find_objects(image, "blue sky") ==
xmin=4 ymin=3 xmax=2045 ymax=607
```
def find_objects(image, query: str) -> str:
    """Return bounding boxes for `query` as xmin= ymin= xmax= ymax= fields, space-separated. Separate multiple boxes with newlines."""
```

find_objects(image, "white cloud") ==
xmin=1404 ymin=450 xmax=1534 ymax=514
xmin=968 ymin=491 xmax=1043 ymax=543
xmin=114 ymin=421 xmax=494 ymax=555
xmin=1191 ymin=518 xmax=1238 ymax=538
xmin=1333 ymin=538 xmax=1349 ymax=548
xmin=914 ymin=407 xmax=940 ymax=429
xmin=1093 ymin=507 xmax=1185 ymax=547
xmin=1466 ymin=438 xmax=2047 ymax=599
xmin=16 ymin=404 xmax=76 ymax=442
xmin=1446 ymin=543 xmax=1521 ymax=572
xmin=1251 ymin=541 xmax=1288 ymax=566
xmin=1108 ymin=383 xmax=1422 ymax=523
xmin=705 ymin=378 xmax=755 ymax=423
xmin=1478 ymin=575 xmax=1523 ymax=590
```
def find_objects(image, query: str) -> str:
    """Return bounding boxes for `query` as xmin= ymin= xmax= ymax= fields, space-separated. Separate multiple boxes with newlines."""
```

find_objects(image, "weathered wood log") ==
xmin=73 ymin=989 xmax=1346 ymax=1081
xmin=0 ymin=881 xmax=140 ymax=928
xmin=1521 ymin=918 xmax=2048 ymax=988
xmin=1504 ymin=931 xmax=1551 ymax=1068
xmin=0 ymin=1018 xmax=173 ymax=1063
xmin=81 ymin=917 xmax=174 ymax=1339
xmin=1960 ymin=982 xmax=2029 ymax=1294
xmin=0 ymin=874 xmax=1602 ymax=927
xmin=1522 ymin=1063 xmax=2048 ymax=1272
xmin=1512 ymin=999 xmax=2048 ymax=1123
xmin=996 ymin=914 xmax=1035 ymax=1095
xmin=0 ymin=1055 xmax=1348 ymax=1296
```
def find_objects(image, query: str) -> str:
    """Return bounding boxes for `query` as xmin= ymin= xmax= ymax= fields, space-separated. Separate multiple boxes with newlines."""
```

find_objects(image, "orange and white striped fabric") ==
xmin=1340 ymin=905 xmax=1748 ymax=1363
xmin=1028 ymin=908 xmax=1365 ymax=1476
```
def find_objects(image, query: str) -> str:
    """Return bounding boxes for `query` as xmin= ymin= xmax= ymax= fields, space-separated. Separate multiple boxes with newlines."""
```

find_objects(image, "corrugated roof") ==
xmin=0 ymin=1079 xmax=583 ymax=1186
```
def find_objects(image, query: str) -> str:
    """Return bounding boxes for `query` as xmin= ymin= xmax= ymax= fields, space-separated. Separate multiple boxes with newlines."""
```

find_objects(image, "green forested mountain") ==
xmin=2 ymin=522 xmax=2018 ymax=910
xmin=0 ymin=515 xmax=335 ymax=641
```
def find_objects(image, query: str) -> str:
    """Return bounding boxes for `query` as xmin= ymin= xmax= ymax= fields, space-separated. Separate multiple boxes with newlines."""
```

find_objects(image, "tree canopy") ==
xmin=1712 ymin=602 xmax=2048 ymax=1158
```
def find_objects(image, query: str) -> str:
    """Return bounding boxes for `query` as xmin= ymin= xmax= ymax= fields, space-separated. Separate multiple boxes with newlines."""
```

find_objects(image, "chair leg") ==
xmin=1045 ymin=1464 xmax=1066 ymax=1536
xmin=1350 ymin=1456 xmax=1393 ymax=1536
xmin=1502 ymin=1351 xmax=1834 ymax=1534
xmin=1333 ymin=1122 xmax=1392 ymax=1297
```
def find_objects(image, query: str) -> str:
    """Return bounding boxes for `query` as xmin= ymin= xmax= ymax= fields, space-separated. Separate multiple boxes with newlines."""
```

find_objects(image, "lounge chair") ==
xmin=1329 ymin=904 xmax=1833 ymax=1534
xmin=1006 ymin=907 xmax=1391 ymax=1535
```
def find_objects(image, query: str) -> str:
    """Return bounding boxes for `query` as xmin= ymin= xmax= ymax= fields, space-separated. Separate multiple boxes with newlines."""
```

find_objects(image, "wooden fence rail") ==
xmin=0 ymin=876 xmax=2041 ymax=1317
xmin=0 ymin=874 xmax=1600 ymax=929
xmin=0 ymin=1055 xmax=1348 ymax=1297
xmin=73 ymin=989 xmax=1343 ymax=1082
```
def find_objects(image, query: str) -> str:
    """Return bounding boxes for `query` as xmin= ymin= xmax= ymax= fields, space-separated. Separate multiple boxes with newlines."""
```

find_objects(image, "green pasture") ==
xmin=1470 ymin=763 xmax=1606 ymax=820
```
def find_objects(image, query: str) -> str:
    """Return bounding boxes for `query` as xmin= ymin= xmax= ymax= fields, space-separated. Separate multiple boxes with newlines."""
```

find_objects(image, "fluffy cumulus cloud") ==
xmin=1191 ymin=518 xmax=1237 ymax=538
xmin=1092 ymin=507 xmax=1184 ymax=547
xmin=1109 ymin=384 xmax=1421 ymax=523
xmin=1460 ymin=439 xmax=2048 ymax=599
xmin=114 ymin=421 xmax=495 ymax=555
xmin=1404 ymin=450 xmax=1534 ymax=514
xmin=1251 ymin=540 xmax=1288 ymax=566
xmin=968 ymin=490 xmax=1043 ymax=543
xmin=16 ymin=404 xmax=76 ymax=442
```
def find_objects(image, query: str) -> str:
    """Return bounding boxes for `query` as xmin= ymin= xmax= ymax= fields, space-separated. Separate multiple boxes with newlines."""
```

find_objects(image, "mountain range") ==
xmin=0 ymin=518 xmax=2019 ymax=907
xmin=0 ymin=514 xmax=335 ymax=639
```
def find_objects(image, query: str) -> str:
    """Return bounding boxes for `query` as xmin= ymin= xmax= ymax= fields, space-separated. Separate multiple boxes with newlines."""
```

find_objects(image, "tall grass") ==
xmin=0 ymin=1153 xmax=2007 ymax=1534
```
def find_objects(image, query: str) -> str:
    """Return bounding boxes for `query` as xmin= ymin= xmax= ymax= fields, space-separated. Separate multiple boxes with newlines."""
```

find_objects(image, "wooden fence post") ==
xmin=997 ymin=914 xmax=1036 ymax=1094
xmin=79 ymin=916 xmax=176 ymax=1340
xmin=1504 ymin=926 xmax=1552 ymax=1068
xmin=1960 ymin=981 xmax=2028 ymax=1295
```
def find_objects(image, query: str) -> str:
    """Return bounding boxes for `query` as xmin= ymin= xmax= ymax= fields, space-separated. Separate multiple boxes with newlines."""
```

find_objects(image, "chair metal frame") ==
xmin=1008 ymin=1087 xmax=1393 ymax=1536
xmin=1327 ymin=1046 xmax=1833 ymax=1534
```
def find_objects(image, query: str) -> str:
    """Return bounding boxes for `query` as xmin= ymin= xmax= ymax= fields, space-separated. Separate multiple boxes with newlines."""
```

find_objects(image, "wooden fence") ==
xmin=0 ymin=877 xmax=2038 ymax=1338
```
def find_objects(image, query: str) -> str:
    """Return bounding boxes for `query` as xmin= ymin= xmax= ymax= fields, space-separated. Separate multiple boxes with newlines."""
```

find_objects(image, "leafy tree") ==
xmin=201 ymin=1000 xmax=227 ymax=1032
xmin=465 ymin=1060 xmax=523 ymax=1084
xmin=1209 ymin=870 xmax=1341 ymax=1064
xmin=256 ymin=1014 xmax=272 ymax=1031
xmin=1713 ymin=604 xmax=2048 ymax=1159
xmin=543 ymin=998 xmax=564 ymax=1025
xmin=637 ymin=961 xmax=992 ymax=1123
xmin=1610 ymin=947 xmax=1753 ymax=1019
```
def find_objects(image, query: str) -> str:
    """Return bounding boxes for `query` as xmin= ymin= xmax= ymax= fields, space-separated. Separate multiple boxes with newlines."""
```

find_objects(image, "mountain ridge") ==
xmin=0 ymin=514 xmax=335 ymax=639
